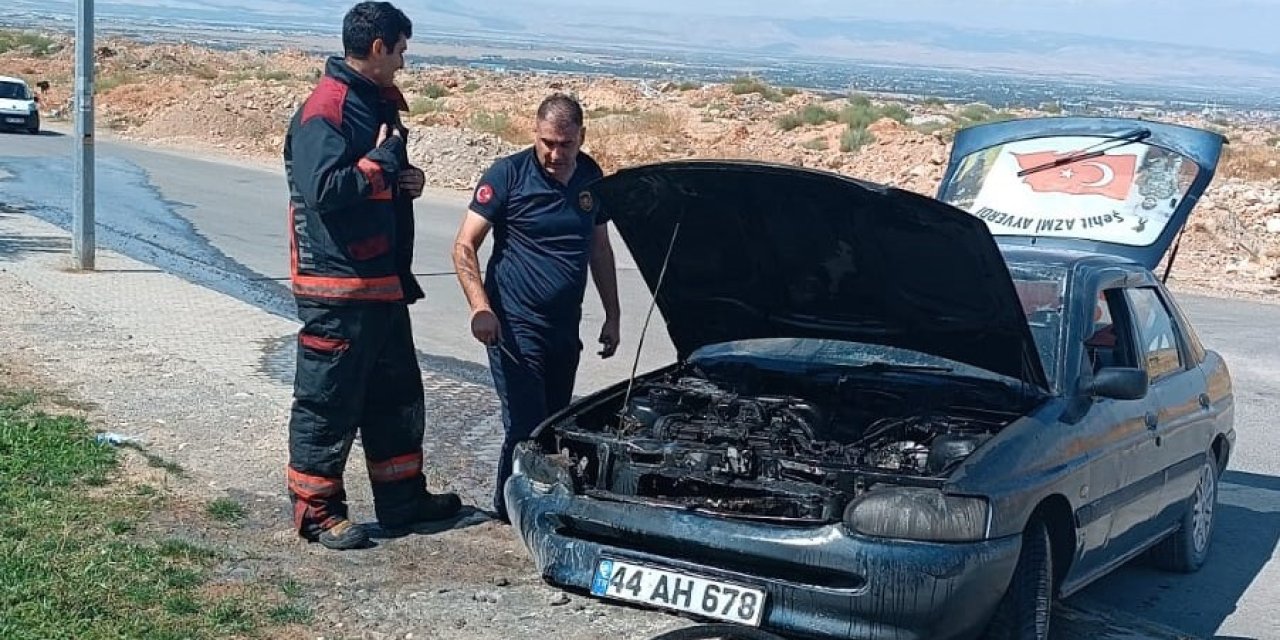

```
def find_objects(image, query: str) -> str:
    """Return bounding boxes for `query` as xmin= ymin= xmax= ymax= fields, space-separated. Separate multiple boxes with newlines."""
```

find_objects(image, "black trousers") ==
xmin=488 ymin=320 xmax=582 ymax=519
xmin=286 ymin=299 xmax=429 ymax=535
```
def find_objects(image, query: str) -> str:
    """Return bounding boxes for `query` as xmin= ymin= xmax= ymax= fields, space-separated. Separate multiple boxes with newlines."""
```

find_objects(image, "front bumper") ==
xmin=0 ymin=112 xmax=37 ymax=130
xmin=507 ymin=475 xmax=1021 ymax=640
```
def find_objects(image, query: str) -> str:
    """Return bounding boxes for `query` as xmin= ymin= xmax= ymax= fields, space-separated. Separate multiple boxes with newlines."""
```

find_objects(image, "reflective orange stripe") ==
xmin=367 ymin=452 xmax=422 ymax=484
xmin=299 ymin=333 xmax=348 ymax=353
xmin=357 ymin=157 xmax=392 ymax=200
xmin=292 ymin=273 xmax=403 ymax=301
xmin=288 ymin=203 xmax=403 ymax=301
xmin=288 ymin=467 xmax=343 ymax=501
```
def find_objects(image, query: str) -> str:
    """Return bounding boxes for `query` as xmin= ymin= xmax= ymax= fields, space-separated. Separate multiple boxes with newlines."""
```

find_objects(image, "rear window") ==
xmin=0 ymin=81 xmax=29 ymax=100
xmin=940 ymin=135 xmax=1201 ymax=248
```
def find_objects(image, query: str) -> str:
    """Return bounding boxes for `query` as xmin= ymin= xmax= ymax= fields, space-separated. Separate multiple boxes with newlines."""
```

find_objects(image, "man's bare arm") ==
xmin=454 ymin=210 xmax=503 ymax=345
xmin=590 ymin=225 xmax=621 ymax=358
xmin=452 ymin=210 xmax=493 ymax=314
xmin=590 ymin=225 xmax=620 ymax=321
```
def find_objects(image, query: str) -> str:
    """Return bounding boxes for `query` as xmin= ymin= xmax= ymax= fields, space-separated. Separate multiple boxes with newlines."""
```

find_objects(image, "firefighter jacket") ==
xmin=284 ymin=56 xmax=424 ymax=305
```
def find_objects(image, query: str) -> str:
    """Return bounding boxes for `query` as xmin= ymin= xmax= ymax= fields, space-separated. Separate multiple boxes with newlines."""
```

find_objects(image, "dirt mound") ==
xmin=407 ymin=126 xmax=523 ymax=190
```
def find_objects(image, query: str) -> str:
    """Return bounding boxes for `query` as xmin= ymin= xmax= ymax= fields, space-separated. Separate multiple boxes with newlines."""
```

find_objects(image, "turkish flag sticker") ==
xmin=1014 ymin=152 xmax=1137 ymax=201
xmin=475 ymin=184 xmax=494 ymax=205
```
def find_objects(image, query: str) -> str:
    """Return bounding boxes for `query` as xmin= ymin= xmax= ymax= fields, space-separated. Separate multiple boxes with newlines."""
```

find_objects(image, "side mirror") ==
xmin=32 ymin=95 xmax=39 ymax=103
xmin=1087 ymin=367 xmax=1148 ymax=400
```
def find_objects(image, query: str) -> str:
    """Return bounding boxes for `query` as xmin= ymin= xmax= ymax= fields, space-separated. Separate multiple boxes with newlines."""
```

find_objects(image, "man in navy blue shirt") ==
xmin=452 ymin=93 xmax=621 ymax=523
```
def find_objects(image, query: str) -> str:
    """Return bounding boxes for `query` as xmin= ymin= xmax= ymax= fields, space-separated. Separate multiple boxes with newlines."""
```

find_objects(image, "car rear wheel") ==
xmin=984 ymin=518 xmax=1053 ymax=640
xmin=1149 ymin=452 xmax=1218 ymax=573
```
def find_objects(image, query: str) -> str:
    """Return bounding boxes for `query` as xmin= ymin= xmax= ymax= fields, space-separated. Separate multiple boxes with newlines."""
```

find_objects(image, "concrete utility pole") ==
xmin=72 ymin=0 xmax=95 ymax=270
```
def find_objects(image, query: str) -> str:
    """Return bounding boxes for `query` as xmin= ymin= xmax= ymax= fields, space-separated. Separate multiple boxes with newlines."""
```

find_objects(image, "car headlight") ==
xmin=844 ymin=486 xmax=989 ymax=542
xmin=512 ymin=441 xmax=576 ymax=495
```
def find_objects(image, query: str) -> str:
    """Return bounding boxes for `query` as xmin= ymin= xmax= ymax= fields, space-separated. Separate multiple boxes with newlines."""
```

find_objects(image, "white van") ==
xmin=0 ymin=75 xmax=40 ymax=134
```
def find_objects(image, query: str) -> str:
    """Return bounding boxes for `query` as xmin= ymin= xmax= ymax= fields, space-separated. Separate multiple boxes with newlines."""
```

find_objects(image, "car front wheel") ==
xmin=984 ymin=518 xmax=1053 ymax=640
xmin=1150 ymin=452 xmax=1219 ymax=572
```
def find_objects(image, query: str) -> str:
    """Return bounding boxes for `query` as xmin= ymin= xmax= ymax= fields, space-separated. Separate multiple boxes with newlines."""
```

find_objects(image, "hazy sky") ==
xmin=62 ymin=0 xmax=1276 ymax=56
xmin=505 ymin=0 xmax=1280 ymax=54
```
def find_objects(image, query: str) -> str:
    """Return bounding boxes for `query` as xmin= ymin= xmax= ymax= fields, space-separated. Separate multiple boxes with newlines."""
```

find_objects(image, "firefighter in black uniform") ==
xmin=283 ymin=1 xmax=460 ymax=550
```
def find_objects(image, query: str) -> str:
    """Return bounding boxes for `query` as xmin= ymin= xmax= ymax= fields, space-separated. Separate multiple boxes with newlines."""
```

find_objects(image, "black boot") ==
xmin=304 ymin=518 xmax=371 ymax=550
xmin=379 ymin=490 xmax=463 ymax=536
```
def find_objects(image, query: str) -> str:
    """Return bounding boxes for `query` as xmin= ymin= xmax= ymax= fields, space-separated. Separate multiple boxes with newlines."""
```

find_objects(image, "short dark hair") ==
xmin=343 ymin=2 xmax=412 ymax=59
xmin=536 ymin=93 xmax=584 ymax=128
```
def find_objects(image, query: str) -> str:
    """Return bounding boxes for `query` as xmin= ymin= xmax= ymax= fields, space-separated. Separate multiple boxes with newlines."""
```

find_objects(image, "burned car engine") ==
xmin=533 ymin=361 xmax=1038 ymax=523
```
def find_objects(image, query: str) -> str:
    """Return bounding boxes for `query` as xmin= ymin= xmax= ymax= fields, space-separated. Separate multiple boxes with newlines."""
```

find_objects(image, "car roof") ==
xmin=999 ymin=244 xmax=1144 ymax=270
xmin=999 ymin=243 xmax=1162 ymax=293
xmin=0 ymin=76 xmax=29 ymax=85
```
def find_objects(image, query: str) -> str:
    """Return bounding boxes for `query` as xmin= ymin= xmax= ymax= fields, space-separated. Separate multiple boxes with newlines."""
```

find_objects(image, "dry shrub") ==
xmin=1219 ymin=144 xmax=1280 ymax=181
xmin=468 ymin=111 xmax=528 ymax=145
xmin=589 ymin=108 xmax=685 ymax=138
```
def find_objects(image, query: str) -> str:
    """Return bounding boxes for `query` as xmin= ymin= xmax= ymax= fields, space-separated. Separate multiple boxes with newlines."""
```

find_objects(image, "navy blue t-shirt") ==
xmin=469 ymin=147 xmax=607 ymax=331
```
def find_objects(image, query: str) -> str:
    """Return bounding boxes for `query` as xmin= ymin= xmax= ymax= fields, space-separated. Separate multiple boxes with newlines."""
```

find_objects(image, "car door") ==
xmin=1070 ymin=287 xmax=1164 ymax=581
xmin=1126 ymin=286 xmax=1212 ymax=529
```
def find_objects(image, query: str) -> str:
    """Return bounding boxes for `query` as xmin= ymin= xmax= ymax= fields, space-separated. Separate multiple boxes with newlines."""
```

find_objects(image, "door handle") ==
xmin=1145 ymin=412 xmax=1159 ymax=430
xmin=1199 ymin=393 xmax=1211 ymax=409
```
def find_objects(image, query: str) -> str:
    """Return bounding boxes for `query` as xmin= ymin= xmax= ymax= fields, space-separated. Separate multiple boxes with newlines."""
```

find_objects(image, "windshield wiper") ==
xmin=1016 ymin=128 xmax=1152 ymax=177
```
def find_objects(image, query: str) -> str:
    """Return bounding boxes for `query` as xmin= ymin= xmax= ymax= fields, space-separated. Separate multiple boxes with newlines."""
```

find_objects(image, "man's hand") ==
xmin=399 ymin=165 xmax=425 ymax=199
xmin=471 ymin=308 xmax=501 ymax=346
xmin=598 ymin=316 xmax=620 ymax=359
xmin=375 ymin=123 xmax=400 ymax=147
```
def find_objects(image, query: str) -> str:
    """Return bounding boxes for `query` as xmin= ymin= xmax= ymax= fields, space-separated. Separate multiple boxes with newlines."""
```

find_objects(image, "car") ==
xmin=0 ymin=75 xmax=40 ymax=134
xmin=503 ymin=116 xmax=1235 ymax=640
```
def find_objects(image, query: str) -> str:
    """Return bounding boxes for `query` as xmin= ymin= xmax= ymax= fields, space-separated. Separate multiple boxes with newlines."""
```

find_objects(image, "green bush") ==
xmin=409 ymin=98 xmax=444 ymax=115
xmin=0 ymin=30 xmax=58 ymax=56
xmin=422 ymin=83 xmax=450 ymax=99
xmin=729 ymin=76 xmax=784 ymax=102
xmin=877 ymin=104 xmax=909 ymax=123
xmin=841 ymin=125 xmax=875 ymax=153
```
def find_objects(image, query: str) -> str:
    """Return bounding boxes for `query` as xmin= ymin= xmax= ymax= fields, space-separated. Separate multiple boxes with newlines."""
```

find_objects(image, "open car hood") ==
xmin=938 ymin=117 xmax=1225 ymax=269
xmin=587 ymin=160 xmax=1050 ymax=390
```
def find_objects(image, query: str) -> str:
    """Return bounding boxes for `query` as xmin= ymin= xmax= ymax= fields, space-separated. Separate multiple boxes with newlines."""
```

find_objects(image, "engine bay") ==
xmin=534 ymin=359 xmax=1040 ymax=523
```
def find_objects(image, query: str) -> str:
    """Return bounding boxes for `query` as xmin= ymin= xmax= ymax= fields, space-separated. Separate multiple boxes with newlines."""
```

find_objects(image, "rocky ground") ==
xmin=4 ymin=33 xmax=1279 ymax=300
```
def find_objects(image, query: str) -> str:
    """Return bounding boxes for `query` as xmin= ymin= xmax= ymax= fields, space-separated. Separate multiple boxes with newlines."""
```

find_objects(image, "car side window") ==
xmin=1084 ymin=289 xmax=1137 ymax=373
xmin=1124 ymin=287 xmax=1184 ymax=382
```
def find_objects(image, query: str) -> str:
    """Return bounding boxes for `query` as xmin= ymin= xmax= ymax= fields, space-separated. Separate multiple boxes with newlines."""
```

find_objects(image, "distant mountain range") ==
xmin=9 ymin=0 xmax=1280 ymax=93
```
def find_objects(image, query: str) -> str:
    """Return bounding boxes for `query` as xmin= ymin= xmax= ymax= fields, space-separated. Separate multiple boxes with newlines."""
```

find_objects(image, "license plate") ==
xmin=590 ymin=558 xmax=766 ymax=626
xmin=4 ymin=117 xmax=24 ymax=124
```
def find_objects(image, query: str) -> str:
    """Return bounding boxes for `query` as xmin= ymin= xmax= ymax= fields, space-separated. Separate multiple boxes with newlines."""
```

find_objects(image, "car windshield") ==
xmin=939 ymin=134 xmax=1201 ymax=248
xmin=688 ymin=261 xmax=1069 ymax=390
xmin=1006 ymin=261 xmax=1068 ymax=388
xmin=0 ymin=81 xmax=29 ymax=100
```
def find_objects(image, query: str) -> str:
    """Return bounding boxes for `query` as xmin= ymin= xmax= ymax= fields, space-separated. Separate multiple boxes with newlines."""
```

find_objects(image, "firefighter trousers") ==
xmin=286 ymin=299 xmax=430 ymax=536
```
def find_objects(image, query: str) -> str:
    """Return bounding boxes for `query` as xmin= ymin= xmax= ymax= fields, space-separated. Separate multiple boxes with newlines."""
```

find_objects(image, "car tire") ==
xmin=983 ymin=518 xmax=1053 ymax=640
xmin=647 ymin=624 xmax=788 ymax=640
xmin=1149 ymin=452 xmax=1218 ymax=573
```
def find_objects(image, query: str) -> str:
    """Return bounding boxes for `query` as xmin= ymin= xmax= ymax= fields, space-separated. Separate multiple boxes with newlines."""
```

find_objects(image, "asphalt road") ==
xmin=1 ymin=128 xmax=1276 ymax=640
